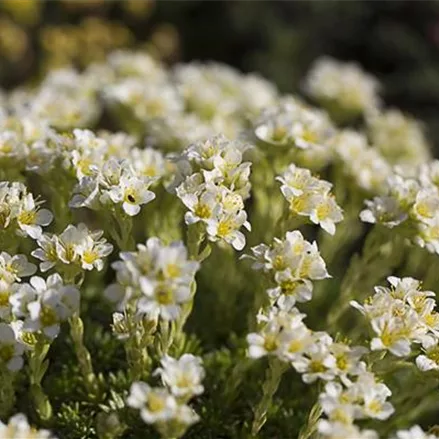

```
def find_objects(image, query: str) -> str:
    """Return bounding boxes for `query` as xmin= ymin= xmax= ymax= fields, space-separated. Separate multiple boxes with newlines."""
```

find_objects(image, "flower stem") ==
xmin=251 ymin=357 xmax=288 ymax=436
xmin=298 ymin=402 xmax=322 ymax=439
xmin=28 ymin=339 xmax=52 ymax=422
xmin=69 ymin=313 xmax=100 ymax=398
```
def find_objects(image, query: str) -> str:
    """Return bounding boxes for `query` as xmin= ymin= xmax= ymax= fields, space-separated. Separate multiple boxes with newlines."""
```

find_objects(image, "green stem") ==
xmin=251 ymin=358 xmax=288 ymax=436
xmin=298 ymin=402 xmax=323 ymax=439
xmin=29 ymin=339 xmax=52 ymax=422
xmin=69 ymin=314 xmax=100 ymax=398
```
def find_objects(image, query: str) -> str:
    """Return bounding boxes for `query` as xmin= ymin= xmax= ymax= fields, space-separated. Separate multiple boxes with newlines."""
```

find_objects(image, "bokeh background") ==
xmin=1 ymin=0 xmax=439 ymax=149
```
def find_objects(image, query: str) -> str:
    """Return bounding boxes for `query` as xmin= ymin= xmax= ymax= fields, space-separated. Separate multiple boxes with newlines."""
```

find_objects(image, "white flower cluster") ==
xmin=0 ymin=181 xmax=53 ymax=239
xmin=253 ymin=96 xmax=335 ymax=170
xmin=66 ymin=129 xmax=168 ymax=217
xmin=367 ymin=109 xmax=431 ymax=166
xmin=106 ymin=237 xmax=199 ymax=321
xmin=360 ymin=171 xmax=439 ymax=254
xmin=32 ymin=223 xmax=113 ymax=273
xmin=0 ymin=413 xmax=56 ymax=439
xmin=318 ymin=372 xmax=394 ymax=438
xmin=277 ymin=164 xmax=343 ymax=234
xmin=245 ymin=231 xmax=329 ymax=309
xmin=0 ymin=252 xmax=36 ymax=371
xmin=12 ymin=68 xmax=101 ymax=130
xmin=352 ymin=276 xmax=439 ymax=358
xmin=176 ymin=135 xmax=252 ymax=250
xmin=11 ymin=274 xmax=80 ymax=340
xmin=246 ymin=303 xmax=394 ymax=437
xmin=127 ymin=354 xmax=204 ymax=434
xmin=391 ymin=426 xmax=439 ymax=439
xmin=304 ymin=56 xmax=380 ymax=116
xmin=331 ymin=130 xmax=392 ymax=194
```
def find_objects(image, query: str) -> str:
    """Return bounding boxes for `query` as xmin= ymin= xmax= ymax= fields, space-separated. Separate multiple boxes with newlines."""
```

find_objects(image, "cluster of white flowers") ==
xmin=360 ymin=171 xmax=439 ymax=254
xmin=32 ymin=223 xmax=113 ymax=273
xmin=0 ymin=181 xmax=53 ymax=239
xmin=352 ymin=276 xmax=439 ymax=358
xmin=245 ymin=231 xmax=329 ymax=309
xmin=176 ymin=135 xmax=252 ymax=251
xmin=277 ymin=164 xmax=343 ymax=234
xmin=0 ymin=413 xmax=56 ymax=439
xmin=64 ymin=129 xmax=169 ymax=217
xmin=367 ymin=109 xmax=431 ymax=166
xmin=318 ymin=372 xmax=394 ymax=437
xmin=391 ymin=426 xmax=439 ymax=439
xmin=331 ymin=130 xmax=392 ymax=195
xmin=11 ymin=274 xmax=80 ymax=340
xmin=304 ymin=56 xmax=381 ymax=117
xmin=106 ymin=237 xmax=199 ymax=321
xmin=246 ymin=302 xmax=395 ymax=438
xmin=253 ymin=97 xmax=335 ymax=170
xmin=127 ymin=354 xmax=204 ymax=435
xmin=0 ymin=252 xmax=37 ymax=371
xmin=11 ymin=68 xmax=101 ymax=131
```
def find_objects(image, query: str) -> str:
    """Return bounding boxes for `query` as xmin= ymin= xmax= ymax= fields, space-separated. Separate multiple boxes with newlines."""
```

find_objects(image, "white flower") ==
xmin=318 ymin=419 xmax=378 ymax=439
xmin=0 ymin=252 xmax=36 ymax=284
xmin=360 ymin=196 xmax=407 ymax=228
xmin=138 ymin=278 xmax=191 ymax=321
xmin=24 ymin=274 xmax=80 ymax=339
xmin=0 ymin=323 xmax=25 ymax=372
xmin=305 ymin=56 xmax=380 ymax=115
xmin=0 ymin=413 xmax=56 ymax=438
xmin=108 ymin=174 xmax=155 ymax=216
xmin=127 ymin=382 xmax=178 ymax=424
xmin=206 ymin=210 xmax=250 ymax=251
xmin=16 ymin=193 xmax=53 ymax=239
xmin=31 ymin=233 xmax=59 ymax=272
xmin=391 ymin=425 xmax=439 ymax=439
xmin=155 ymin=354 xmax=205 ymax=400
xmin=416 ymin=336 xmax=439 ymax=372
xmin=278 ymin=164 xmax=343 ymax=234
xmin=292 ymin=332 xmax=337 ymax=383
xmin=75 ymin=236 xmax=113 ymax=271
xmin=0 ymin=279 xmax=19 ymax=319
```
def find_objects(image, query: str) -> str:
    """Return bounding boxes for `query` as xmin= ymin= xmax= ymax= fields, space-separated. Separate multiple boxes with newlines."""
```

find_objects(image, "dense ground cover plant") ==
xmin=0 ymin=49 xmax=439 ymax=439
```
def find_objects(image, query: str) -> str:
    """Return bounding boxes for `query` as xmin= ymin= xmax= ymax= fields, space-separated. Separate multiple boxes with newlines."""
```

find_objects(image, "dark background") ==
xmin=2 ymin=0 xmax=439 ymax=150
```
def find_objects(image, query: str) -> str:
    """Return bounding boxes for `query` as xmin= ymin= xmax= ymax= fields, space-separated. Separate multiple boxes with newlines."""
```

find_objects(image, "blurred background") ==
xmin=1 ymin=0 xmax=439 ymax=149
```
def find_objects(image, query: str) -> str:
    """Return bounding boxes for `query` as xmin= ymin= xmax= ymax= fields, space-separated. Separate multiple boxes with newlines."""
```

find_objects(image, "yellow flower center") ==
xmin=217 ymin=220 xmax=234 ymax=238
xmin=0 ymin=291 xmax=10 ymax=307
xmin=290 ymin=195 xmax=307 ymax=213
xmin=263 ymin=334 xmax=279 ymax=352
xmin=416 ymin=202 xmax=433 ymax=219
xmin=288 ymin=340 xmax=303 ymax=353
xmin=82 ymin=250 xmax=99 ymax=265
xmin=316 ymin=202 xmax=330 ymax=221
xmin=301 ymin=129 xmax=318 ymax=145
xmin=309 ymin=360 xmax=326 ymax=373
xmin=164 ymin=264 xmax=180 ymax=279
xmin=124 ymin=188 xmax=137 ymax=204
xmin=368 ymin=400 xmax=382 ymax=414
xmin=147 ymin=393 xmax=166 ymax=413
xmin=272 ymin=255 xmax=286 ymax=271
xmin=17 ymin=210 xmax=36 ymax=225
xmin=155 ymin=285 xmax=174 ymax=305
xmin=272 ymin=126 xmax=287 ymax=142
xmin=336 ymin=355 xmax=348 ymax=371
xmin=40 ymin=306 xmax=58 ymax=327
xmin=194 ymin=203 xmax=211 ymax=219
xmin=281 ymin=279 xmax=299 ymax=296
